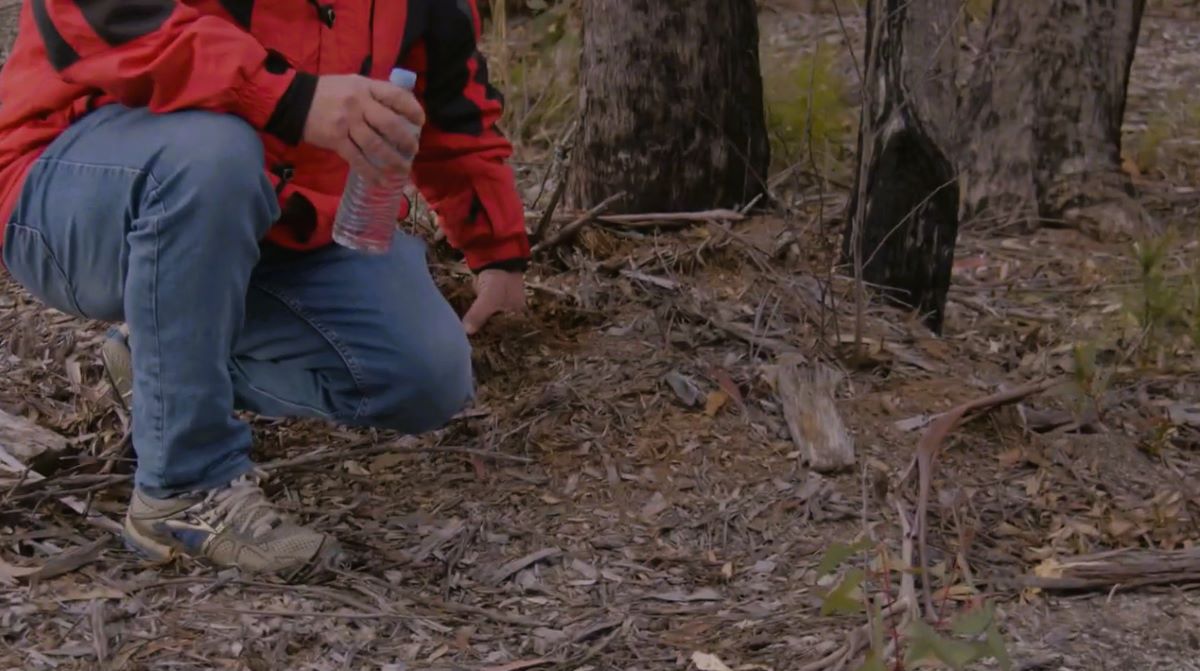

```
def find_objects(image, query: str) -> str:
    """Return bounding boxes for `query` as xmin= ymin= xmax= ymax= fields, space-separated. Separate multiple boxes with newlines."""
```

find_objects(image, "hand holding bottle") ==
xmin=303 ymin=73 xmax=424 ymax=183
xmin=321 ymin=69 xmax=421 ymax=254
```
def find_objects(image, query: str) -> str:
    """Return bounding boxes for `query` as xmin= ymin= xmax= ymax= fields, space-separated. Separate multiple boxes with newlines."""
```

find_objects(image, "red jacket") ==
xmin=0 ymin=0 xmax=530 ymax=271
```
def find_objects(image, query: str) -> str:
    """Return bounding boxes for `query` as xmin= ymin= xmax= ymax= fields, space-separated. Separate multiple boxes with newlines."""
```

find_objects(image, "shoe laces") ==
xmin=201 ymin=470 xmax=285 ymax=538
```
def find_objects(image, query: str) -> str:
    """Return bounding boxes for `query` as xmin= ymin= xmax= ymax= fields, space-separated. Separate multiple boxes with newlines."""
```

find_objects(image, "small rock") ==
xmin=533 ymin=627 xmax=567 ymax=655
xmin=664 ymin=371 xmax=703 ymax=407
xmin=571 ymin=558 xmax=599 ymax=580
xmin=752 ymin=559 xmax=777 ymax=574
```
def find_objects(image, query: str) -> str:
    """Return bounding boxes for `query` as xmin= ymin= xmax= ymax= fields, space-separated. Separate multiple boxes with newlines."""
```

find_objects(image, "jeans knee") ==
xmin=360 ymin=329 xmax=474 ymax=434
xmin=154 ymin=112 xmax=275 ymax=239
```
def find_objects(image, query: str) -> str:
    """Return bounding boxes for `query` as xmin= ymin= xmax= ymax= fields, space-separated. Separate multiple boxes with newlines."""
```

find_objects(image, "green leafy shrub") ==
xmin=761 ymin=47 xmax=856 ymax=180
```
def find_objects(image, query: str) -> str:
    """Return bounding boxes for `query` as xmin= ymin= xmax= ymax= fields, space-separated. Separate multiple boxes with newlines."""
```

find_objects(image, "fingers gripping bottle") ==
xmin=332 ymin=67 xmax=419 ymax=253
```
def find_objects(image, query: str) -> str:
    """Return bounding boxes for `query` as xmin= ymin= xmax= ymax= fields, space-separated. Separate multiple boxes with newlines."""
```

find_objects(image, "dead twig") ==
xmin=590 ymin=208 xmax=744 ymax=225
xmin=0 ymin=446 xmax=122 ymax=535
xmin=553 ymin=626 xmax=623 ymax=671
xmin=486 ymin=547 xmax=562 ymax=586
xmin=796 ymin=599 xmax=910 ymax=671
xmin=529 ymin=121 xmax=578 ymax=241
xmin=194 ymin=607 xmax=407 ymax=620
xmin=6 ymin=474 xmax=132 ymax=505
xmin=673 ymin=303 xmax=801 ymax=355
xmin=4 ymin=443 xmax=532 ymax=505
xmin=4 ymin=472 xmax=130 ymax=500
xmin=530 ymin=178 xmax=570 ymax=243
xmin=534 ymin=207 xmax=744 ymax=229
xmin=262 ymin=441 xmax=534 ymax=471
xmin=531 ymin=192 xmax=626 ymax=255
xmin=403 ymin=592 xmax=546 ymax=628
xmin=903 ymin=377 xmax=1067 ymax=618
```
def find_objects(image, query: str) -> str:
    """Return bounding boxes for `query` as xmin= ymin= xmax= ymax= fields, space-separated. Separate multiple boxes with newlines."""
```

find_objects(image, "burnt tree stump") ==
xmin=844 ymin=0 xmax=961 ymax=334
xmin=844 ymin=0 xmax=1149 ymax=334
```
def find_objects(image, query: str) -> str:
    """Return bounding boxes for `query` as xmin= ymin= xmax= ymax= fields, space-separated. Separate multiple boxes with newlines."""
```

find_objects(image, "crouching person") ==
xmin=0 ymin=0 xmax=529 ymax=581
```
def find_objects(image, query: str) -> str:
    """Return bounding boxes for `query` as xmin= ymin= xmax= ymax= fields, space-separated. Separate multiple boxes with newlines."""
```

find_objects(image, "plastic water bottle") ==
xmin=332 ymin=67 xmax=418 ymax=253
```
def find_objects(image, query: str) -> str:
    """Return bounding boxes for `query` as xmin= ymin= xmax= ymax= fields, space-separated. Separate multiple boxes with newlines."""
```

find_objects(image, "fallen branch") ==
xmin=0 ymin=407 xmax=67 ymax=464
xmin=673 ymin=303 xmax=802 ymax=355
xmin=0 ymin=445 xmax=121 ymax=535
xmin=194 ymin=607 xmax=407 ymax=621
xmin=529 ymin=177 xmax=570 ymax=243
xmin=531 ymin=207 xmax=745 ymax=229
xmin=5 ymin=474 xmax=131 ymax=504
xmin=3 ymin=443 xmax=532 ymax=505
xmin=592 ymin=208 xmax=744 ymax=227
xmin=262 ymin=441 xmax=533 ymax=471
xmin=1018 ymin=547 xmax=1200 ymax=592
xmin=531 ymin=192 xmax=626 ymax=255
xmin=528 ymin=121 xmax=577 ymax=242
xmin=904 ymin=377 xmax=1067 ymax=617
xmin=403 ymin=593 xmax=546 ymax=628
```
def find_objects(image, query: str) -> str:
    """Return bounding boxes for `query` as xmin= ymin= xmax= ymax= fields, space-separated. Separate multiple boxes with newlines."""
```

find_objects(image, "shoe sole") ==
xmin=123 ymin=515 xmax=344 ymax=582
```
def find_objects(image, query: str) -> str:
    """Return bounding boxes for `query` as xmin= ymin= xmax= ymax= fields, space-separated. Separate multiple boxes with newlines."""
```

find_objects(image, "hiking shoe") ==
xmin=123 ymin=471 xmax=343 ymax=581
xmin=100 ymin=325 xmax=133 ymax=410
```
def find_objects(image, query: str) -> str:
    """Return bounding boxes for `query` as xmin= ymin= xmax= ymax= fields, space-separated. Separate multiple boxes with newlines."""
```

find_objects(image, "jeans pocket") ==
xmin=2 ymin=223 xmax=87 ymax=318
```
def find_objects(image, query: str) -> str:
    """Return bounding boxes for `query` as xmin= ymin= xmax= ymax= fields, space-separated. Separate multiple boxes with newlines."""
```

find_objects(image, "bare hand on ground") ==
xmin=463 ymin=269 xmax=527 ymax=335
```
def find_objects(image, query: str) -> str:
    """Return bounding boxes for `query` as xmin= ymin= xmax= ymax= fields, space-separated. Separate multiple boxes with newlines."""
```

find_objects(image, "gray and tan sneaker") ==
xmin=100 ymin=324 xmax=133 ymax=410
xmin=123 ymin=471 xmax=342 ymax=581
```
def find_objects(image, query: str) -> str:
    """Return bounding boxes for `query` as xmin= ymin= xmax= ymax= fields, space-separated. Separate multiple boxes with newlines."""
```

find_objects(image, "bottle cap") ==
xmin=389 ymin=67 xmax=417 ymax=89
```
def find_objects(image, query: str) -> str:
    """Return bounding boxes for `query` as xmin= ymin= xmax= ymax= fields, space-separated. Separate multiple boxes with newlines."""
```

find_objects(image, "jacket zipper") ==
xmin=306 ymin=0 xmax=335 ymax=27
xmin=272 ymin=163 xmax=295 ymax=196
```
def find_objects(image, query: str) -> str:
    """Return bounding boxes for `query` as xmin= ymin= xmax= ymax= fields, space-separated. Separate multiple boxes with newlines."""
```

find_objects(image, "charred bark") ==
xmin=844 ymin=0 xmax=961 ymax=334
xmin=845 ymin=0 xmax=1150 ymax=334
xmin=568 ymin=0 xmax=770 ymax=213
xmin=960 ymin=0 xmax=1149 ymax=238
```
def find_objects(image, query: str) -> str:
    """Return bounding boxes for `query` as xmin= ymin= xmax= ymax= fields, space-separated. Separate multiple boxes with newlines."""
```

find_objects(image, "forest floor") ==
xmin=4 ymin=4 xmax=1200 ymax=671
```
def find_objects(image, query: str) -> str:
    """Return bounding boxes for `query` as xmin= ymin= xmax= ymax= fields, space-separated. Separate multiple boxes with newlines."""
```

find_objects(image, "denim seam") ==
xmin=23 ymin=154 xmax=173 ymax=480
xmin=247 ymin=283 xmax=372 ymax=421
xmin=2 ymin=223 xmax=87 ymax=316
xmin=10 ymin=157 xmax=151 ymax=320
xmin=142 ymin=172 xmax=168 ymax=482
xmin=230 ymin=358 xmax=335 ymax=417
xmin=31 ymin=156 xmax=165 ymax=177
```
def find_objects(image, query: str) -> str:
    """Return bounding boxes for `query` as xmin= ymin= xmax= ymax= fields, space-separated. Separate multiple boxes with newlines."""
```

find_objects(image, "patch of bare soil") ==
xmin=2 ymin=6 xmax=1200 ymax=671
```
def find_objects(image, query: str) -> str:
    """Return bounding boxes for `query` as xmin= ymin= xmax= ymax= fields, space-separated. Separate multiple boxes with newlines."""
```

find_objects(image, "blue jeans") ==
xmin=2 ymin=105 xmax=474 ymax=498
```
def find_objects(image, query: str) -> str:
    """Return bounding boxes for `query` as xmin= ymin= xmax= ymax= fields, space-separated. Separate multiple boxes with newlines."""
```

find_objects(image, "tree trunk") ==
xmin=959 ymin=0 xmax=1150 ymax=238
xmin=844 ymin=0 xmax=1150 ymax=334
xmin=844 ymin=0 xmax=961 ymax=334
xmin=0 ymin=0 xmax=20 ymax=66
xmin=568 ymin=0 xmax=770 ymax=213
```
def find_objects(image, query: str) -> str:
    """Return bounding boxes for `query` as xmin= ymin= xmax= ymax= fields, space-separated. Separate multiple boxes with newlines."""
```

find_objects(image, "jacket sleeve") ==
xmin=30 ymin=0 xmax=315 ymax=144
xmin=403 ymin=0 xmax=531 ymax=272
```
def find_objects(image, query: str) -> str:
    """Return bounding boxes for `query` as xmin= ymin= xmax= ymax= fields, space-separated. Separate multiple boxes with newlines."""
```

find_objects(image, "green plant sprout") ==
xmin=816 ymin=538 xmax=1012 ymax=670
